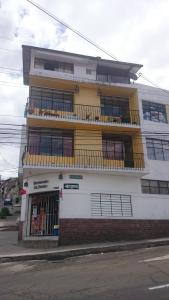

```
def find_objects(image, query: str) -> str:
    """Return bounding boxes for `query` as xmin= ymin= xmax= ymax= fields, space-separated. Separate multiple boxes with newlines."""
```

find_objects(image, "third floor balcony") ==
xmin=25 ymin=91 xmax=140 ymax=128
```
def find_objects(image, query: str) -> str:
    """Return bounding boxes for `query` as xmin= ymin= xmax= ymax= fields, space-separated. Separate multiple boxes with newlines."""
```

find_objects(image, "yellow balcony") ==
xmin=25 ymin=101 xmax=140 ymax=130
xmin=22 ymin=149 xmax=145 ymax=172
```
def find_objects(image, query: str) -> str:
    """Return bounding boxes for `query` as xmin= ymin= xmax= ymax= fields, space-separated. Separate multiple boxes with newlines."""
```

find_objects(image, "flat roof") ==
xmin=22 ymin=45 xmax=143 ymax=85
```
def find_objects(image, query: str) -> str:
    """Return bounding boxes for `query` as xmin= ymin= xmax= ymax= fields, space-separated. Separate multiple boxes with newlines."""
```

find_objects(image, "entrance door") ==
xmin=30 ymin=191 xmax=59 ymax=236
xmin=123 ymin=136 xmax=134 ymax=168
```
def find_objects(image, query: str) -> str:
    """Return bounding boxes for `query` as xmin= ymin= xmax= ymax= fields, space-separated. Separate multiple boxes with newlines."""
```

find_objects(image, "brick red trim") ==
xmin=59 ymin=218 xmax=169 ymax=245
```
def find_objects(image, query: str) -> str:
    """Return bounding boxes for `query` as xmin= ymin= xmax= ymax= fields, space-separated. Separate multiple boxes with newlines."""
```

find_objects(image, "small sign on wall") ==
xmin=64 ymin=183 xmax=79 ymax=190
xmin=69 ymin=175 xmax=83 ymax=180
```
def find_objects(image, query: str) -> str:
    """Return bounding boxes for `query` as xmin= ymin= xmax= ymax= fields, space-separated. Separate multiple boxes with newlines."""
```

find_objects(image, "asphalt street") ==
xmin=1 ymin=245 xmax=169 ymax=299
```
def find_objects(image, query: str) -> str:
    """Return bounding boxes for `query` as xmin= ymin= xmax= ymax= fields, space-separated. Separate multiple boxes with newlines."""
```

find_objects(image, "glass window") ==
xmin=159 ymin=181 xmax=169 ymax=194
xmin=141 ymin=179 xmax=169 ymax=195
xmin=30 ymin=87 xmax=73 ymax=112
xmin=149 ymin=180 xmax=159 ymax=194
xmin=28 ymin=133 xmax=40 ymax=154
xmin=28 ymin=128 xmax=73 ymax=157
xmin=142 ymin=101 xmax=167 ymax=123
xmin=40 ymin=136 xmax=51 ymax=155
xmin=146 ymin=138 xmax=169 ymax=161
xmin=101 ymin=96 xmax=129 ymax=119
xmin=103 ymin=139 xmax=124 ymax=160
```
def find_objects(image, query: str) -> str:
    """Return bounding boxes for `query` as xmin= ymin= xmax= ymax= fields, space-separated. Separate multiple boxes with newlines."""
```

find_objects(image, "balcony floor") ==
xmin=22 ymin=164 xmax=148 ymax=178
xmin=27 ymin=114 xmax=140 ymax=132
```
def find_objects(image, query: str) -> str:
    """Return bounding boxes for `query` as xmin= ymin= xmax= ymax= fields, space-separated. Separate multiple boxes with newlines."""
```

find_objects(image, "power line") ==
xmin=26 ymin=0 xmax=118 ymax=61
xmin=26 ymin=0 xmax=169 ymax=97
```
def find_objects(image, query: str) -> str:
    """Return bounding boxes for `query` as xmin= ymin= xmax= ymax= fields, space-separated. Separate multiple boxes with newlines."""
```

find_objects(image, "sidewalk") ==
xmin=0 ymin=215 xmax=19 ymax=231
xmin=1 ymin=230 xmax=169 ymax=263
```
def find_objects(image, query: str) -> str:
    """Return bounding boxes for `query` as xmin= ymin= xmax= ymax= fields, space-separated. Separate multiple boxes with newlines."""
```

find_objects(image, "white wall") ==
xmin=30 ymin=49 xmax=97 ymax=83
xmin=22 ymin=171 xmax=169 ymax=221
xmin=136 ymin=83 xmax=169 ymax=181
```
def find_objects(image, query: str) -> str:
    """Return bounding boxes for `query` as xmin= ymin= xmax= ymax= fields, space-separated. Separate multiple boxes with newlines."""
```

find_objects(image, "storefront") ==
xmin=29 ymin=191 xmax=59 ymax=236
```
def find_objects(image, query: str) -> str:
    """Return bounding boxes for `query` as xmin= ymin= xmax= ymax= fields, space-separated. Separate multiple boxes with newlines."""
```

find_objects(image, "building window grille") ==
xmin=91 ymin=193 xmax=132 ymax=217
xmin=141 ymin=179 xmax=169 ymax=195
xmin=146 ymin=138 xmax=169 ymax=161
xmin=142 ymin=100 xmax=167 ymax=123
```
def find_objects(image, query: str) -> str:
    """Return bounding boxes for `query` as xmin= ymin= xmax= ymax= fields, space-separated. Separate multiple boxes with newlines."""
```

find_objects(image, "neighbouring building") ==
xmin=0 ymin=177 xmax=19 ymax=202
xmin=19 ymin=45 xmax=169 ymax=245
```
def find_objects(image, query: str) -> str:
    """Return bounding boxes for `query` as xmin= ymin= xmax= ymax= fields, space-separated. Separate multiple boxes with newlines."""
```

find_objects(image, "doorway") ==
xmin=30 ymin=191 xmax=59 ymax=236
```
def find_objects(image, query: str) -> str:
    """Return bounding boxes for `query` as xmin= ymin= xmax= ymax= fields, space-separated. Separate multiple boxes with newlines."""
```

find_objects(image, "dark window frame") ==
xmin=141 ymin=179 xmax=169 ymax=195
xmin=28 ymin=128 xmax=74 ymax=157
xmin=30 ymin=86 xmax=74 ymax=112
xmin=142 ymin=100 xmax=167 ymax=123
xmin=101 ymin=96 xmax=129 ymax=119
xmin=146 ymin=138 xmax=169 ymax=161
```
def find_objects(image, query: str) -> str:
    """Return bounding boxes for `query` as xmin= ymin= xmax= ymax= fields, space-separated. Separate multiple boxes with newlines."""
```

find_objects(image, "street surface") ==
xmin=1 ymin=246 xmax=169 ymax=299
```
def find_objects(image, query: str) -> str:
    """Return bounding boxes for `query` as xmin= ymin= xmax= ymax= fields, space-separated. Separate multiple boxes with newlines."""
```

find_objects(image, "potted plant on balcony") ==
xmin=71 ymin=113 xmax=78 ymax=120
xmin=55 ymin=112 xmax=60 ymax=117
xmin=86 ymin=114 xmax=90 ymax=120
xmin=121 ymin=113 xmax=130 ymax=123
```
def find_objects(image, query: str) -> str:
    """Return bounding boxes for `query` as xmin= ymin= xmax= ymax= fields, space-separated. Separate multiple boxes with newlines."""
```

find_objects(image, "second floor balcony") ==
xmin=26 ymin=97 xmax=140 ymax=127
xmin=23 ymin=148 xmax=145 ymax=174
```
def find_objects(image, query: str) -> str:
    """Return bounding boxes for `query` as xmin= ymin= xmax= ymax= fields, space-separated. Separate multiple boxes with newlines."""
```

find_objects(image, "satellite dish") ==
xmin=129 ymin=72 xmax=138 ymax=81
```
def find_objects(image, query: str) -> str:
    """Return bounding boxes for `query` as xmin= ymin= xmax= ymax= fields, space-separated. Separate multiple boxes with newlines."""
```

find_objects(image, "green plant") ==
xmin=15 ymin=197 xmax=20 ymax=204
xmin=0 ymin=211 xmax=6 ymax=219
xmin=0 ymin=207 xmax=11 ymax=217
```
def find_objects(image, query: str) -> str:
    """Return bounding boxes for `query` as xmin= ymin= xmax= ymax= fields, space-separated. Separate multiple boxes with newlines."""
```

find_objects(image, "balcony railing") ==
xmin=23 ymin=148 xmax=145 ymax=171
xmin=25 ymin=98 xmax=140 ymax=126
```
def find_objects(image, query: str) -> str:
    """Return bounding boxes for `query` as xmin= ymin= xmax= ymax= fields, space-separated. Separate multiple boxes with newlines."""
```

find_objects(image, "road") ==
xmin=1 ymin=245 xmax=169 ymax=299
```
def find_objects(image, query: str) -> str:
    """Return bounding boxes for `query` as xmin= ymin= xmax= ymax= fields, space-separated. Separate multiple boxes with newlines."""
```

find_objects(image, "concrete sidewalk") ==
xmin=0 ymin=214 xmax=19 ymax=231
xmin=1 ymin=231 xmax=169 ymax=263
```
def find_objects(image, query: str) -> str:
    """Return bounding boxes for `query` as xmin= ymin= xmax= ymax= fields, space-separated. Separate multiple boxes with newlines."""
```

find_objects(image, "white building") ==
xmin=19 ymin=45 xmax=169 ymax=245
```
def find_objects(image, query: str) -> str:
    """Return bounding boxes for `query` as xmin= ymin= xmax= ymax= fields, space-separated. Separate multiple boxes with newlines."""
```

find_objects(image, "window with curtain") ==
xmin=28 ymin=128 xmax=73 ymax=157
xmin=142 ymin=100 xmax=167 ymax=123
xmin=102 ymin=138 xmax=124 ymax=160
xmin=146 ymin=138 xmax=169 ymax=161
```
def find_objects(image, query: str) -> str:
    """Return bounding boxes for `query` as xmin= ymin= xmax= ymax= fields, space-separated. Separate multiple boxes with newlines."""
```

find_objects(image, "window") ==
xmin=91 ymin=193 xmax=132 ymax=217
xmin=102 ymin=135 xmax=133 ymax=162
xmin=103 ymin=140 xmax=124 ymax=160
xmin=142 ymin=100 xmax=167 ymax=123
xmin=28 ymin=128 xmax=73 ymax=157
xmin=30 ymin=87 xmax=73 ymax=112
xmin=101 ymin=96 xmax=129 ymax=120
xmin=34 ymin=57 xmax=74 ymax=74
xmin=146 ymin=138 xmax=169 ymax=161
xmin=141 ymin=179 xmax=169 ymax=195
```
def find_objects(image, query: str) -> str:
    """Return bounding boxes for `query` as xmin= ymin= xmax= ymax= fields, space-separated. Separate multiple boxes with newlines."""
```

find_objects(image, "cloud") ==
xmin=0 ymin=0 xmax=169 ymax=178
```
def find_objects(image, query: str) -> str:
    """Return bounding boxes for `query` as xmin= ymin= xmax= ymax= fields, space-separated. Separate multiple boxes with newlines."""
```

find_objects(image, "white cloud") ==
xmin=0 ymin=0 xmax=169 ymax=178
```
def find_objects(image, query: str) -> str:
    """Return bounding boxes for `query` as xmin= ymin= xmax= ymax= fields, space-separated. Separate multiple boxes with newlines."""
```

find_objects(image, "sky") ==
xmin=0 ymin=0 xmax=169 ymax=179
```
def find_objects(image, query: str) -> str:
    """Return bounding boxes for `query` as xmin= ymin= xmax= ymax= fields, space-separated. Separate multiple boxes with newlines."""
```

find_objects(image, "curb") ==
xmin=0 ymin=226 xmax=18 ymax=231
xmin=1 ymin=238 xmax=169 ymax=263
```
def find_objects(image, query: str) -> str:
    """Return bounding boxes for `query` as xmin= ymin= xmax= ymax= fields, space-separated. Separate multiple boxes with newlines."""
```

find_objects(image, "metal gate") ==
xmin=30 ymin=191 xmax=59 ymax=236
